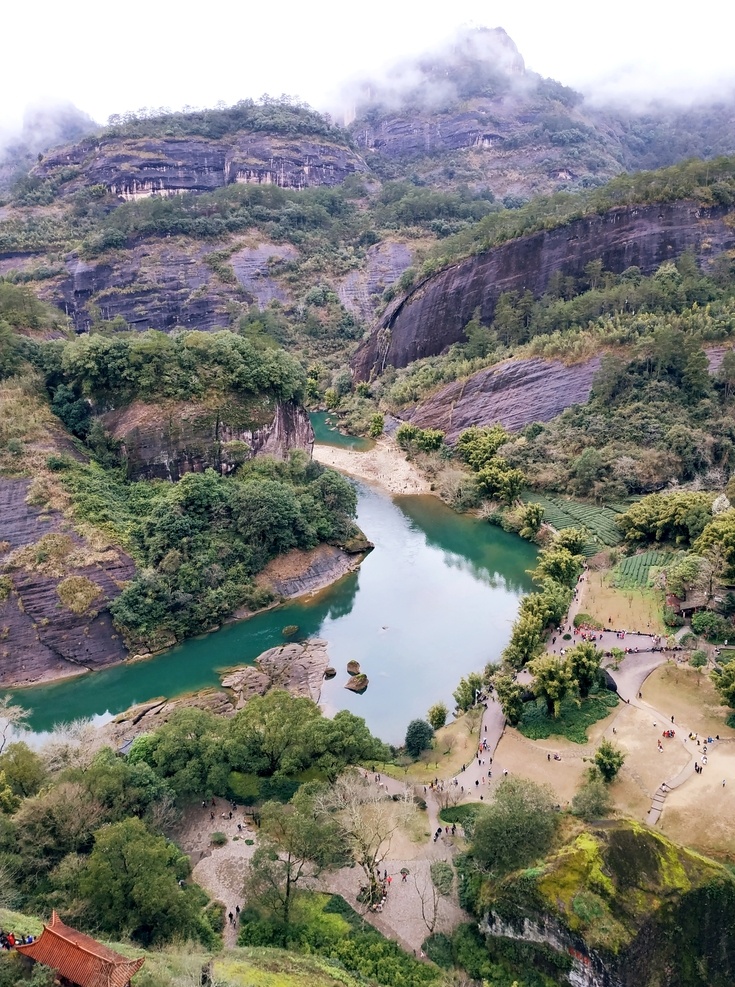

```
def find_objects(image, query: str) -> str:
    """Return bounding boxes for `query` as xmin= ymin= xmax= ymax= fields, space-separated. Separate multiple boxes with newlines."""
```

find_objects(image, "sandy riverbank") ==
xmin=313 ymin=437 xmax=430 ymax=495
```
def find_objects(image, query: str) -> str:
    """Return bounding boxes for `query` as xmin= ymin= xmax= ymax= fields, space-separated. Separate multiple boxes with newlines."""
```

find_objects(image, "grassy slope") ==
xmin=0 ymin=908 xmax=365 ymax=987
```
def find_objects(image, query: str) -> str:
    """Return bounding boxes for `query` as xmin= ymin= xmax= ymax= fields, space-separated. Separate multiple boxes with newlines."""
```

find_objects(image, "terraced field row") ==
xmin=524 ymin=493 xmax=624 ymax=554
xmin=613 ymin=550 xmax=670 ymax=588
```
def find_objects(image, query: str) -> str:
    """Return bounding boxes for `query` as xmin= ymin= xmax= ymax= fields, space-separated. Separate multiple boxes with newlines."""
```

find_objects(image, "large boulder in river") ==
xmin=222 ymin=639 xmax=330 ymax=706
xmin=345 ymin=673 xmax=369 ymax=694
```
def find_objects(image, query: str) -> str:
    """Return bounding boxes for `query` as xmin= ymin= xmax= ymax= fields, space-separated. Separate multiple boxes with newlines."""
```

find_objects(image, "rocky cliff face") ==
xmin=49 ymin=241 xmax=238 ymax=333
xmin=408 ymin=356 xmax=602 ymax=439
xmin=0 ymin=478 xmax=134 ymax=686
xmin=103 ymin=398 xmax=314 ymax=481
xmin=476 ymin=823 xmax=735 ymax=987
xmin=352 ymin=201 xmax=735 ymax=379
xmin=35 ymin=133 xmax=367 ymax=199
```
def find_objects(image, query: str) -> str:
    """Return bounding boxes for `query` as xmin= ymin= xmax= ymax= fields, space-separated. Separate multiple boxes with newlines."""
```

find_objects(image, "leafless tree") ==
xmin=0 ymin=694 xmax=30 ymax=754
xmin=313 ymin=771 xmax=415 ymax=904
xmin=42 ymin=718 xmax=104 ymax=772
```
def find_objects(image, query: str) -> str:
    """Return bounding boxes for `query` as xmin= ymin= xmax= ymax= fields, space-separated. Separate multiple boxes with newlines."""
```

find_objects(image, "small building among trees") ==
xmin=16 ymin=912 xmax=144 ymax=987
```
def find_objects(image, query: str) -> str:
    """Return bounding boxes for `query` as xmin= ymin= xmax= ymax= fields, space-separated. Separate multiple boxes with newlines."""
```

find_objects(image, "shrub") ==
xmin=210 ymin=832 xmax=227 ymax=846
xmin=56 ymin=575 xmax=103 ymax=615
xmin=571 ymin=773 xmax=613 ymax=820
xmin=573 ymin=613 xmax=603 ymax=630
xmin=663 ymin=605 xmax=685 ymax=627
xmin=423 ymin=932 xmax=454 ymax=968
xmin=438 ymin=804 xmax=479 ymax=827
xmin=368 ymin=413 xmax=384 ymax=438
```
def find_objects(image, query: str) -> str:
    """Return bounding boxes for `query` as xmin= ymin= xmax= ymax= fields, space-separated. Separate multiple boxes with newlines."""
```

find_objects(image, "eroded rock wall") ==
xmin=408 ymin=356 xmax=602 ymax=439
xmin=0 ymin=478 xmax=134 ymax=686
xmin=35 ymin=133 xmax=367 ymax=198
xmin=353 ymin=201 xmax=735 ymax=379
xmin=104 ymin=398 xmax=314 ymax=480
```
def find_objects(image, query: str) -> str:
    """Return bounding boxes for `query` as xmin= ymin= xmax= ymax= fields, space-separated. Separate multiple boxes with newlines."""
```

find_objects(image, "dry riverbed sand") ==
xmin=313 ymin=438 xmax=430 ymax=495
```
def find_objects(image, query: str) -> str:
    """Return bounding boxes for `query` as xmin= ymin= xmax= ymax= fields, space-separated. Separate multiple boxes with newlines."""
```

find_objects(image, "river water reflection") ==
xmin=17 ymin=483 xmax=536 ymax=744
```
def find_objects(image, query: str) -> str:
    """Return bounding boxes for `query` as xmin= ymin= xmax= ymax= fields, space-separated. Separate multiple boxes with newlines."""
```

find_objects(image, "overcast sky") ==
xmin=2 ymin=0 xmax=734 ymax=133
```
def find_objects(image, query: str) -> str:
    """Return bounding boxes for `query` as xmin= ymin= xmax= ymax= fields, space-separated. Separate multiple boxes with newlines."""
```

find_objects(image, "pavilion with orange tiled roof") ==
xmin=16 ymin=912 xmax=144 ymax=987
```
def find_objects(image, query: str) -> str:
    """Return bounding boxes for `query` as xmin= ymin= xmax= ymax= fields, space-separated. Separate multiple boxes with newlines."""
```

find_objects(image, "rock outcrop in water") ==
xmin=352 ymin=201 xmax=735 ymax=379
xmin=104 ymin=398 xmax=314 ymax=481
xmin=254 ymin=541 xmax=369 ymax=602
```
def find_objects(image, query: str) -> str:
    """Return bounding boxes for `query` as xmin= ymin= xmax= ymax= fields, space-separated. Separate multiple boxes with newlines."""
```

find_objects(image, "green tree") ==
xmin=690 ymin=651 xmax=708 ymax=670
xmin=691 ymin=609 xmax=731 ymax=641
xmin=227 ymin=690 xmax=321 ymax=776
xmin=553 ymin=527 xmax=588 ymax=556
xmin=368 ymin=413 xmax=384 ymax=438
xmin=518 ymin=502 xmax=544 ymax=539
xmin=695 ymin=510 xmax=735 ymax=579
xmin=405 ymin=719 xmax=434 ymax=758
xmin=476 ymin=460 xmax=524 ymax=504
xmin=531 ymin=546 xmax=583 ymax=588
xmin=0 ymin=742 xmax=46 ymax=799
xmin=493 ymin=675 xmax=524 ymax=726
xmin=308 ymin=710 xmax=388 ymax=783
xmin=566 ymin=642 xmax=602 ymax=698
xmin=395 ymin=423 xmax=419 ymax=450
xmin=77 ymin=817 xmax=206 ymax=944
xmin=404 ymin=720 xmax=434 ymax=757
xmin=471 ymin=777 xmax=557 ymax=874
xmin=131 ymin=708 xmax=229 ymax=800
xmin=594 ymin=739 xmax=625 ymax=782
xmin=456 ymin=425 xmax=510 ymax=470
xmin=528 ymin=654 xmax=575 ymax=718
xmin=681 ymin=348 xmax=711 ymax=402
xmin=414 ymin=428 xmax=445 ymax=453
xmin=712 ymin=663 xmax=735 ymax=709
xmin=427 ymin=702 xmax=448 ymax=730
xmin=244 ymin=793 xmax=344 ymax=927
xmin=453 ymin=672 xmax=484 ymax=712
xmin=502 ymin=611 xmax=546 ymax=669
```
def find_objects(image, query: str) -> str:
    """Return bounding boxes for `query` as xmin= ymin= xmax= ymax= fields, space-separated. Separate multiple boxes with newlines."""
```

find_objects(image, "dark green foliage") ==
xmin=238 ymin=892 xmax=440 ymax=986
xmin=518 ymin=686 xmax=619 ymax=744
xmin=438 ymin=805 xmax=480 ymax=830
xmin=103 ymin=97 xmax=349 ymax=142
xmin=58 ymin=454 xmax=357 ymax=648
xmin=59 ymin=329 xmax=305 ymax=405
xmin=404 ymin=719 xmax=434 ymax=757
xmin=471 ymin=777 xmax=558 ymax=875
xmin=76 ymin=817 xmax=214 ymax=945
xmin=691 ymin=610 xmax=732 ymax=642
xmin=395 ymin=423 xmax=445 ymax=453
xmin=130 ymin=693 xmax=386 ymax=803
xmin=619 ymin=492 xmax=714 ymax=545
xmin=452 ymin=671 xmax=484 ymax=712
xmin=429 ymin=157 xmax=735 ymax=270
xmin=445 ymin=922 xmax=560 ymax=987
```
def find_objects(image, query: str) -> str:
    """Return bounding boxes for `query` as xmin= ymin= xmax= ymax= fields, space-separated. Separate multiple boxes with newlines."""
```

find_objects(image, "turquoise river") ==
xmin=15 ymin=428 xmax=537 ymax=744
